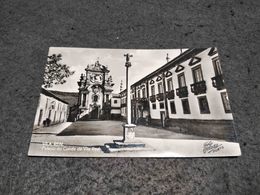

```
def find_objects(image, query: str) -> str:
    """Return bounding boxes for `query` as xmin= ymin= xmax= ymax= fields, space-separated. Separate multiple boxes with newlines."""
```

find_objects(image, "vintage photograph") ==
xmin=28 ymin=47 xmax=241 ymax=157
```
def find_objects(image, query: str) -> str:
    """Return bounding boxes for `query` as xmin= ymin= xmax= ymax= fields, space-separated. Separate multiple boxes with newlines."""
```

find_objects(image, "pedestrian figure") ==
xmin=147 ymin=114 xmax=151 ymax=126
xmin=43 ymin=120 xmax=47 ymax=127
xmin=46 ymin=118 xmax=51 ymax=126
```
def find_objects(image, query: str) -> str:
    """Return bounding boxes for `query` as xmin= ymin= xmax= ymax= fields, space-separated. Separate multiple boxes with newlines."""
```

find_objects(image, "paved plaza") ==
xmin=28 ymin=120 xmax=241 ymax=157
xmin=57 ymin=120 xmax=205 ymax=139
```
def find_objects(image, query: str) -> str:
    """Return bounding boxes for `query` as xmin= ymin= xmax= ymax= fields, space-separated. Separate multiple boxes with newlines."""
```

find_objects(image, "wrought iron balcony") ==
xmin=190 ymin=80 xmax=207 ymax=95
xmin=176 ymin=86 xmax=188 ymax=98
xmin=149 ymin=95 xmax=156 ymax=102
xmin=166 ymin=90 xmax=175 ymax=100
xmin=138 ymin=97 xmax=148 ymax=103
xmin=138 ymin=97 xmax=149 ymax=109
xmin=211 ymin=74 xmax=225 ymax=90
xmin=156 ymin=93 xmax=164 ymax=101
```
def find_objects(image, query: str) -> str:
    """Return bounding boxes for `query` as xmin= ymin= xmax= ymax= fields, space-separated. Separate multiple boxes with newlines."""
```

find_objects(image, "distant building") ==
xmin=120 ymin=48 xmax=234 ymax=139
xmin=110 ymin=94 xmax=121 ymax=120
xmin=33 ymin=88 xmax=69 ymax=129
xmin=120 ymin=90 xmax=127 ymax=119
xmin=77 ymin=60 xmax=114 ymax=120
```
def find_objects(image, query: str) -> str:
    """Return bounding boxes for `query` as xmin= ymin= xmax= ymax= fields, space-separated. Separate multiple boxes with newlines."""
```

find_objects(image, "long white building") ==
xmin=120 ymin=48 xmax=234 ymax=139
xmin=33 ymin=88 xmax=69 ymax=129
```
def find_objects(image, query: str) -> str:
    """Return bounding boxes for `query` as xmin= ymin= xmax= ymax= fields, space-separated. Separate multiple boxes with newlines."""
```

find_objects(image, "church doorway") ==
xmin=91 ymin=106 xmax=99 ymax=119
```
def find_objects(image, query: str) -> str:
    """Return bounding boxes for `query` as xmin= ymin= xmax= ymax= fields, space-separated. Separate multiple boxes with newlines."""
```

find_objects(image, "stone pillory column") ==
xmin=108 ymin=54 xmax=146 ymax=152
xmin=123 ymin=53 xmax=136 ymax=142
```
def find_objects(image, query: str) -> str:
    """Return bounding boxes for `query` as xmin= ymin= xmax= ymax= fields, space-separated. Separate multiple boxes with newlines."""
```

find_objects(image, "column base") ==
xmin=105 ymin=123 xmax=146 ymax=153
xmin=122 ymin=123 xmax=136 ymax=142
xmin=113 ymin=141 xmax=145 ymax=148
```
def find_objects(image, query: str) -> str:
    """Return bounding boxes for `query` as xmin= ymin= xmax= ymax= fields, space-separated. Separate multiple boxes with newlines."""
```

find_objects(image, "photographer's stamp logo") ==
xmin=203 ymin=141 xmax=224 ymax=154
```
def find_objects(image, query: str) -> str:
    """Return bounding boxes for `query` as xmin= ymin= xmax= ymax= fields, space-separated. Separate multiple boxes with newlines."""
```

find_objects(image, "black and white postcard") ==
xmin=28 ymin=47 xmax=241 ymax=157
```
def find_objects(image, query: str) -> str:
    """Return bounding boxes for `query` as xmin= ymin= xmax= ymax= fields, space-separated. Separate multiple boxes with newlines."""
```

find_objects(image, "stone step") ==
xmin=104 ymin=143 xmax=153 ymax=153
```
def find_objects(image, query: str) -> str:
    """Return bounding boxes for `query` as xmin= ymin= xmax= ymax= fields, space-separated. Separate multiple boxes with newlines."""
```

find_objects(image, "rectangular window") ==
xmin=158 ymin=82 xmax=163 ymax=93
xmin=167 ymin=78 xmax=173 ymax=91
xmin=142 ymin=88 xmax=146 ymax=98
xmin=82 ymin=94 xmax=86 ymax=106
xmin=212 ymin=57 xmax=223 ymax=76
xmin=50 ymin=101 xmax=56 ymax=110
xmin=170 ymin=101 xmax=176 ymax=114
xmin=114 ymin=100 xmax=118 ymax=104
xmin=198 ymin=96 xmax=210 ymax=114
xmin=221 ymin=92 xmax=231 ymax=113
xmin=159 ymin=102 xmax=164 ymax=109
xmin=192 ymin=65 xmax=204 ymax=83
xmin=151 ymin=85 xmax=155 ymax=95
xmin=137 ymin=90 xmax=141 ymax=99
xmin=93 ymin=95 xmax=98 ymax=102
xmin=182 ymin=99 xmax=191 ymax=114
xmin=178 ymin=73 xmax=186 ymax=87
xmin=152 ymin=103 xmax=156 ymax=110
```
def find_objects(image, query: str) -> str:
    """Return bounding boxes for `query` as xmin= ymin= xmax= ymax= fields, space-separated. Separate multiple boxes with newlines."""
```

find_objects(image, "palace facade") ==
xmin=120 ymin=48 xmax=235 ymax=140
xmin=77 ymin=60 xmax=114 ymax=120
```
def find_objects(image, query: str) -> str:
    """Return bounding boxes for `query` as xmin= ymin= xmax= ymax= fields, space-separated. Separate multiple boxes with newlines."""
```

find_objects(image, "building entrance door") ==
xmin=160 ymin=111 xmax=165 ymax=128
xmin=91 ymin=106 xmax=99 ymax=119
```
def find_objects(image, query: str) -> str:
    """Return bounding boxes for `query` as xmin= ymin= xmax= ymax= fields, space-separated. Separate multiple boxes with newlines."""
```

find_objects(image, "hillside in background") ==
xmin=49 ymin=90 xmax=78 ymax=107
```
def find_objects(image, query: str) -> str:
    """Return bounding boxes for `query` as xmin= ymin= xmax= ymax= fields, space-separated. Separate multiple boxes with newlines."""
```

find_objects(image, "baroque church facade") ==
xmin=77 ymin=60 xmax=114 ymax=120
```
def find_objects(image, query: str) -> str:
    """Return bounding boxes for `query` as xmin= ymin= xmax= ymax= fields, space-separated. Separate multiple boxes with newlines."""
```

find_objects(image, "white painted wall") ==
xmin=111 ymin=97 xmax=121 ymax=114
xmin=111 ymin=97 xmax=121 ymax=108
xmin=33 ymin=93 xmax=69 ymax=128
xmin=111 ymin=109 xmax=121 ymax=114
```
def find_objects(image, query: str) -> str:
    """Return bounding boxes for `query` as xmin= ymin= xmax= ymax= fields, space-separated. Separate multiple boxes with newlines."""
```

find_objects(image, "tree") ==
xmin=43 ymin=54 xmax=75 ymax=88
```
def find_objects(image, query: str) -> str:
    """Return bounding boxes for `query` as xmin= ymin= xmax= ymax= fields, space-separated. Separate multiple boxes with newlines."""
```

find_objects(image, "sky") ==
xmin=46 ymin=47 xmax=187 ymax=93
